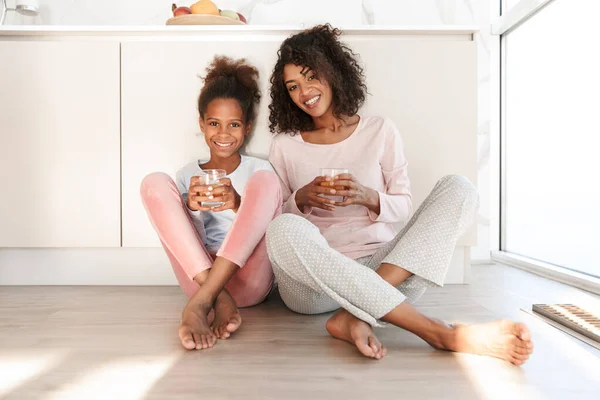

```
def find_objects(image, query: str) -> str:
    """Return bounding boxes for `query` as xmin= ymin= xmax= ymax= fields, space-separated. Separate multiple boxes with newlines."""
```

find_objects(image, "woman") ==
xmin=266 ymin=25 xmax=533 ymax=365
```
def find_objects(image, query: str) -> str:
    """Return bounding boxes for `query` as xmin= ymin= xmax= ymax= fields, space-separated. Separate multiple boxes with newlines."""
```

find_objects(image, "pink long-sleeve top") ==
xmin=269 ymin=115 xmax=413 ymax=260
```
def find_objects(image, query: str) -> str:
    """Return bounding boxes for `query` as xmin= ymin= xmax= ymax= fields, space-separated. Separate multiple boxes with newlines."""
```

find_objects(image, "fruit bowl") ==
xmin=166 ymin=14 xmax=246 ymax=25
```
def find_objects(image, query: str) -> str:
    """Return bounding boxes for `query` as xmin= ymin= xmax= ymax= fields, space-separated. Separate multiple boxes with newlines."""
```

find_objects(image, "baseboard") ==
xmin=492 ymin=251 xmax=600 ymax=295
xmin=0 ymin=246 xmax=471 ymax=285
xmin=471 ymin=258 xmax=494 ymax=266
xmin=0 ymin=248 xmax=177 ymax=285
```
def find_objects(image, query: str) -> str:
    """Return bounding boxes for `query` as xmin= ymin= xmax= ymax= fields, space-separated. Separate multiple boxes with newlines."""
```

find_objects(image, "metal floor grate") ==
xmin=533 ymin=304 xmax=600 ymax=343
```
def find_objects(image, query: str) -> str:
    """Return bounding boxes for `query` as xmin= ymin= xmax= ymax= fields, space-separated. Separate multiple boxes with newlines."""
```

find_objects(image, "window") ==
xmin=500 ymin=0 xmax=600 ymax=278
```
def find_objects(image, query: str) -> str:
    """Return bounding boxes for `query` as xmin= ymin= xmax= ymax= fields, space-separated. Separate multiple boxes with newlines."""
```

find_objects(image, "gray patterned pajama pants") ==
xmin=265 ymin=174 xmax=479 ymax=327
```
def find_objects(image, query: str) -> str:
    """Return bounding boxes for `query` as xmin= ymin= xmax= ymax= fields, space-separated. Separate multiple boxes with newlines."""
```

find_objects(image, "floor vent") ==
xmin=533 ymin=304 xmax=600 ymax=343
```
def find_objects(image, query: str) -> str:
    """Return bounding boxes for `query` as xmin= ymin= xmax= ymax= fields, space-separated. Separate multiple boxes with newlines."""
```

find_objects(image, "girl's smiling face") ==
xmin=200 ymin=98 xmax=250 ymax=158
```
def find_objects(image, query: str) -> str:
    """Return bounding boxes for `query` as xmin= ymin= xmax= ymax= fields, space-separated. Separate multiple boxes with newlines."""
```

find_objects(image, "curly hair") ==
xmin=198 ymin=56 xmax=261 ymax=125
xmin=268 ymin=24 xmax=367 ymax=134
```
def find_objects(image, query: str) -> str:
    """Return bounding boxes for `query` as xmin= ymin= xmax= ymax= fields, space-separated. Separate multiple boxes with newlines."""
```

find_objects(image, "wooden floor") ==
xmin=1 ymin=264 xmax=599 ymax=400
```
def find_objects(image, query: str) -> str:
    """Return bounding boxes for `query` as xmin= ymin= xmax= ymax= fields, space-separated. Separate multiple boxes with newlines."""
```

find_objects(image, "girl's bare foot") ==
xmin=326 ymin=309 xmax=387 ymax=360
xmin=446 ymin=319 xmax=534 ymax=366
xmin=178 ymin=291 xmax=217 ymax=350
xmin=211 ymin=290 xmax=242 ymax=339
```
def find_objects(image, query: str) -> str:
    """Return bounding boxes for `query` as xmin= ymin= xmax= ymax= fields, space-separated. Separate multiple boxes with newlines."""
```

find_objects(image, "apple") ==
xmin=190 ymin=0 xmax=219 ymax=15
xmin=237 ymin=12 xmax=247 ymax=23
xmin=220 ymin=9 xmax=240 ymax=21
xmin=172 ymin=3 xmax=192 ymax=16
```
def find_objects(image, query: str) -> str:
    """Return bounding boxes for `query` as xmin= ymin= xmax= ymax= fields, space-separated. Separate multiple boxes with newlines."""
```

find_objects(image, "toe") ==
xmin=514 ymin=322 xmax=532 ymax=342
xmin=213 ymin=325 xmax=222 ymax=339
xmin=179 ymin=327 xmax=197 ymax=350
xmin=208 ymin=334 xmax=217 ymax=347
xmin=513 ymin=339 xmax=534 ymax=355
xmin=354 ymin=338 xmax=375 ymax=358
xmin=192 ymin=332 xmax=203 ymax=350
xmin=512 ymin=357 xmax=526 ymax=366
xmin=226 ymin=314 xmax=242 ymax=333
xmin=368 ymin=335 xmax=381 ymax=354
xmin=368 ymin=335 xmax=384 ymax=359
xmin=526 ymin=340 xmax=534 ymax=352
xmin=381 ymin=345 xmax=388 ymax=358
xmin=512 ymin=349 xmax=529 ymax=360
xmin=199 ymin=334 xmax=209 ymax=350
xmin=512 ymin=345 xmax=530 ymax=356
xmin=183 ymin=339 xmax=196 ymax=350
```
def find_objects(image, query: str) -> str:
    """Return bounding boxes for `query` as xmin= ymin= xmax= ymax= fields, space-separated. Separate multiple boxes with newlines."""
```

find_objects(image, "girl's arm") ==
xmin=176 ymin=168 xmax=208 ymax=244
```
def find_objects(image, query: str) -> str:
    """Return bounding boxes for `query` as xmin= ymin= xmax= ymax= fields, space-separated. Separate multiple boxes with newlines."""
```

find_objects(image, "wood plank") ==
xmin=1 ymin=264 xmax=599 ymax=399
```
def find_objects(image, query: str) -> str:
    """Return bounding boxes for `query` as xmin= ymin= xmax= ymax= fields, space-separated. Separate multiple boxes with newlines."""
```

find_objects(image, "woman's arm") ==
xmin=268 ymin=139 xmax=314 ymax=216
xmin=367 ymin=118 xmax=413 ymax=224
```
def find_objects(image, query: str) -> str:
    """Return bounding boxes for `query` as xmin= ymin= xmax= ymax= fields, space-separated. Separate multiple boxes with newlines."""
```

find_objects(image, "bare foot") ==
xmin=211 ymin=290 xmax=242 ymax=339
xmin=326 ymin=309 xmax=386 ymax=360
xmin=449 ymin=319 xmax=534 ymax=366
xmin=178 ymin=291 xmax=217 ymax=350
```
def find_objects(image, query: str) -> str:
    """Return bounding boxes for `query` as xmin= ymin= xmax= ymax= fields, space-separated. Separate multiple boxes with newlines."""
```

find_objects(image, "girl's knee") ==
xmin=245 ymin=170 xmax=281 ymax=195
xmin=140 ymin=172 xmax=174 ymax=200
xmin=228 ymin=279 xmax=272 ymax=307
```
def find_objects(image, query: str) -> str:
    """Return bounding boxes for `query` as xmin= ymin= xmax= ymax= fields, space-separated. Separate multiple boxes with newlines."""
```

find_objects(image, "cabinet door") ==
xmin=0 ymin=41 xmax=120 ymax=247
xmin=121 ymin=40 xmax=280 ymax=247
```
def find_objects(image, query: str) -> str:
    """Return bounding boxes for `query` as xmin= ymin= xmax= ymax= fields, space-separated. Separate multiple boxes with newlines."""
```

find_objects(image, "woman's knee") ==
xmin=266 ymin=214 xmax=315 ymax=264
xmin=439 ymin=174 xmax=479 ymax=210
xmin=267 ymin=214 xmax=313 ymax=245
xmin=140 ymin=172 xmax=174 ymax=202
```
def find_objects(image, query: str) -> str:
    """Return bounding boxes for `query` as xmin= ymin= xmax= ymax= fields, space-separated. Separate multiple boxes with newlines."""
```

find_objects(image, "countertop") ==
xmin=0 ymin=25 xmax=479 ymax=37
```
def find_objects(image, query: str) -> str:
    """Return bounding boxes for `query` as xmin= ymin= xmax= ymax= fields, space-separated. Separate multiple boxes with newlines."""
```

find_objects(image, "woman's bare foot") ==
xmin=178 ymin=291 xmax=217 ymax=350
xmin=211 ymin=290 xmax=242 ymax=339
xmin=446 ymin=319 xmax=534 ymax=366
xmin=326 ymin=309 xmax=386 ymax=360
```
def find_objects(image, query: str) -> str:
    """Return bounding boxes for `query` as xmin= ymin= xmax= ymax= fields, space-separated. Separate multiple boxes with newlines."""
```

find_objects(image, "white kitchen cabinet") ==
xmin=121 ymin=35 xmax=476 ymax=249
xmin=0 ymin=41 xmax=121 ymax=247
xmin=0 ymin=27 xmax=477 ymax=284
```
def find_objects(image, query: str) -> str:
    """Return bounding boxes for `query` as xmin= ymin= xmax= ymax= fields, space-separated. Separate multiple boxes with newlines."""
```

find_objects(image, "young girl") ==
xmin=141 ymin=56 xmax=281 ymax=351
xmin=266 ymin=25 xmax=534 ymax=365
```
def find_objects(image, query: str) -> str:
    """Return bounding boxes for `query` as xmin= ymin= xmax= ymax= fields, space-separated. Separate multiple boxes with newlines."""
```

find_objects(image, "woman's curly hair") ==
xmin=268 ymin=24 xmax=367 ymax=134
xmin=198 ymin=56 xmax=261 ymax=125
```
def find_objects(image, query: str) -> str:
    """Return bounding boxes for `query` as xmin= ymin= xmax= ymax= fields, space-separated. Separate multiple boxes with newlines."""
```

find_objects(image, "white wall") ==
xmin=3 ymin=0 xmax=494 ymax=262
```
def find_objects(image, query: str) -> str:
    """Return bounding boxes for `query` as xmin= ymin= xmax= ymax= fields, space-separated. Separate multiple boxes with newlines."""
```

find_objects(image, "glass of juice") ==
xmin=319 ymin=168 xmax=349 ymax=203
xmin=197 ymin=169 xmax=227 ymax=208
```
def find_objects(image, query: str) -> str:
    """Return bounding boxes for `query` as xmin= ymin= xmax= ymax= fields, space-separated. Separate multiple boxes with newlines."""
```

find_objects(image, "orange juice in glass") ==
xmin=198 ymin=169 xmax=226 ymax=208
xmin=319 ymin=168 xmax=349 ymax=203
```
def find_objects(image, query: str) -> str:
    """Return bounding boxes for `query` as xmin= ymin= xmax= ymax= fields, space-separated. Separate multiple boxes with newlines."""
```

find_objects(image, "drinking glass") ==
xmin=319 ymin=168 xmax=349 ymax=203
xmin=197 ymin=169 xmax=227 ymax=208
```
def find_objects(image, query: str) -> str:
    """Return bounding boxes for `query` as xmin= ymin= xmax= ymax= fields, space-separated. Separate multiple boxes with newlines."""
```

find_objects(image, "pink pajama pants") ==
xmin=140 ymin=170 xmax=282 ymax=307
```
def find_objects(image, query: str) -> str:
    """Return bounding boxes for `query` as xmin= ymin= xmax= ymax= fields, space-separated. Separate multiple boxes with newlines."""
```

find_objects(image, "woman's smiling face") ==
xmin=283 ymin=64 xmax=333 ymax=119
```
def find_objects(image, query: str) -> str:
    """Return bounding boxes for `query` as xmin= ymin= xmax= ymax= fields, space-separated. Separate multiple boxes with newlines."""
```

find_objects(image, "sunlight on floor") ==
xmin=454 ymin=353 xmax=543 ymax=400
xmin=43 ymin=355 xmax=178 ymax=400
xmin=0 ymin=351 xmax=66 ymax=398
